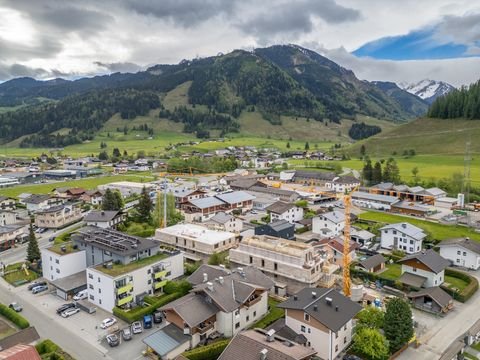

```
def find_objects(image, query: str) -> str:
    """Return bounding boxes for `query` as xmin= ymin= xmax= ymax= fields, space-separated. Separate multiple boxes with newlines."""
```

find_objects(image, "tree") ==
xmin=362 ymin=158 xmax=373 ymax=184
xmin=304 ymin=142 xmax=310 ymax=150
xmin=113 ymin=190 xmax=124 ymax=210
xmin=137 ymin=186 xmax=153 ymax=223
xmin=26 ymin=223 xmax=40 ymax=263
xmin=411 ymin=167 xmax=419 ymax=184
xmin=384 ymin=298 xmax=414 ymax=353
xmin=102 ymin=189 xmax=123 ymax=211
xmin=282 ymin=162 xmax=288 ymax=170
xmin=356 ymin=307 xmax=384 ymax=329
xmin=372 ymin=161 xmax=383 ymax=184
xmin=360 ymin=144 xmax=366 ymax=157
xmin=352 ymin=327 xmax=389 ymax=360
xmin=383 ymin=158 xmax=400 ymax=184
xmin=112 ymin=148 xmax=121 ymax=158
xmin=286 ymin=142 xmax=290 ymax=149
xmin=98 ymin=151 xmax=108 ymax=161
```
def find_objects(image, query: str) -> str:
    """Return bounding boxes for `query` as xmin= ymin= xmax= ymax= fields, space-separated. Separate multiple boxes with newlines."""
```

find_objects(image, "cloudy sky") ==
xmin=1 ymin=0 xmax=480 ymax=86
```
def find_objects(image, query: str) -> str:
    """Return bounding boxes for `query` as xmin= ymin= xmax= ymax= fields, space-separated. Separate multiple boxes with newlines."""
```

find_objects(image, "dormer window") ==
xmin=304 ymin=313 xmax=310 ymax=322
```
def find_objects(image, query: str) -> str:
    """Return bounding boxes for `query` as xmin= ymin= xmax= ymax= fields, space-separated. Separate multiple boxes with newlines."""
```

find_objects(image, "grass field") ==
xmin=444 ymin=275 xmax=469 ymax=291
xmin=3 ymin=263 xmax=39 ymax=286
xmin=0 ymin=173 xmax=154 ymax=198
xmin=378 ymin=263 xmax=402 ymax=281
xmin=359 ymin=211 xmax=480 ymax=241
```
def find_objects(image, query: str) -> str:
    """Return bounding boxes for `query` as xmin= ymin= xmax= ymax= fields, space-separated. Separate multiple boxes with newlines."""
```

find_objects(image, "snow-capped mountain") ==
xmin=399 ymin=79 xmax=455 ymax=104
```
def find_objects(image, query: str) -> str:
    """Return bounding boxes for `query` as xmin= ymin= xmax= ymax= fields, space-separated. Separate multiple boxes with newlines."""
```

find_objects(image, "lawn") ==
xmin=0 ymin=173 xmax=154 ymax=199
xmin=2 ymin=262 xmax=39 ymax=286
xmin=95 ymin=252 xmax=169 ymax=277
xmin=251 ymin=298 xmax=285 ymax=329
xmin=444 ymin=275 xmax=469 ymax=292
xmin=359 ymin=211 xmax=480 ymax=242
xmin=0 ymin=319 xmax=16 ymax=339
xmin=471 ymin=342 xmax=480 ymax=352
xmin=378 ymin=263 xmax=402 ymax=281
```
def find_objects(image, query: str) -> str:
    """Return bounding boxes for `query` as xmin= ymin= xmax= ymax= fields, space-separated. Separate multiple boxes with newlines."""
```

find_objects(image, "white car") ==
xmin=131 ymin=321 xmax=143 ymax=334
xmin=100 ymin=318 xmax=117 ymax=329
xmin=61 ymin=308 xmax=80 ymax=318
xmin=73 ymin=290 xmax=88 ymax=301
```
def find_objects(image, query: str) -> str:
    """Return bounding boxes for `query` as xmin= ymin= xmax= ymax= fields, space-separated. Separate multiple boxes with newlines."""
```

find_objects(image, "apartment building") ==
xmin=324 ymin=176 xmax=360 ymax=193
xmin=380 ymin=222 xmax=426 ymax=254
xmin=0 ymin=224 xmax=28 ymax=250
xmin=312 ymin=211 xmax=345 ymax=238
xmin=204 ymin=212 xmax=243 ymax=233
xmin=229 ymin=235 xmax=325 ymax=295
xmin=0 ymin=196 xmax=15 ymax=210
xmin=41 ymin=243 xmax=87 ymax=281
xmin=35 ymin=202 xmax=83 ymax=229
xmin=24 ymin=194 xmax=63 ymax=212
xmin=155 ymin=223 xmax=238 ymax=261
xmin=0 ymin=210 xmax=17 ymax=226
xmin=438 ymin=237 xmax=480 ymax=270
xmin=278 ymin=288 xmax=362 ymax=360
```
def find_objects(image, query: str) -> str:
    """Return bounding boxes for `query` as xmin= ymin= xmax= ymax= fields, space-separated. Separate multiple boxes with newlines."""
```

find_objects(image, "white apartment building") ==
xmin=312 ymin=211 xmax=345 ymax=238
xmin=41 ymin=244 xmax=87 ymax=281
xmin=380 ymin=222 xmax=426 ymax=254
xmin=266 ymin=201 xmax=304 ymax=224
xmin=0 ymin=211 xmax=17 ymax=226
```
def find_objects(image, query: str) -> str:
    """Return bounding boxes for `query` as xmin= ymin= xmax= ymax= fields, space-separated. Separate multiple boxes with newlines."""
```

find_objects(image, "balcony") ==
xmin=154 ymin=270 xmax=167 ymax=280
xmin=245 ymin=294 xmax=262 ymax=307
xmin=116 ymin=283 xmax=133 ymax=295
xmin=154 ymin=279 xmax=168 ymax=290
xmin=117 ymin=294 xmax=133 ymax=307
xmin=196 ymin=322 xmax=214 ymax=334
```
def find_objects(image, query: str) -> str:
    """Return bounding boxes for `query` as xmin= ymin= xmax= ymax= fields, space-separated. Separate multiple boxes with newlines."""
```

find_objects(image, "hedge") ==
xmin=36 ymin=340 xmax=59 ymax=354
xmin=441 ymin=268 xmax=478 ymax=303
xmin=183 ymin=339 xmax=230 ymax=360
xmin=113 ymin=292 xmax=183 ymax=323
xmin=0 ymin=303 xmax=30 ymax=329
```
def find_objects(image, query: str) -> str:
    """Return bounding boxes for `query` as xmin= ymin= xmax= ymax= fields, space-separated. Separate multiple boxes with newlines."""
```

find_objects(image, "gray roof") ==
xmin=50 ymin=271 xmax=86 ymax=292
xmin=23 ymin=194 xmax=51 ymax=204
xmin=439 ymin=340 xmax=466 ymax=360
xmin=437 ymin=237 xmax=480 ymax=255
xmin=229 ymin=266 xmax=275 ymax=290
xmin=84 ymin=210 xmax=120 ymax=222
xmin=350 ymin=227 xmax=375 ymax=241
xmin=229 ymin=179 xmax=260 ymax=190
xmin=266 ymin=201 xmax=297 ymax=214
xmin=189 ymin=196 xmax=225 ymax=209
xmin=398 ymin=272 xmax=427 ymax=288
xmin=172 ymin=188 xmax=203 ymax=198
xmin=266 ymin=318 xmax=307 ymax=345
xmin=159 ymin=293 xmax=218 ymax=327
xmin=187 ymin=264 xmax=230 ymax=286
xmin=379 ymin=222 xmax=426 ymax=240
xmin=0 ymin=224 xmax=25 ymax=234
xmin=267 ymin=220 xmax=294 ymax=232
xmin=209 ymin=212 xmax=235 ymax=224
xmin=351 ymin=191 xmax=399 ymax=204
xmin=399 ymin=249 xmax=450 ymax=273
xmin=373 ymin=182 xmax=394 ymax=190
xmin=422 ymin=187 xmax=446 ymax=197
xmin=294 ymin=170 xmax=336 ymax=181
xmin=0 ymin=196 xmax=13 ymax=202
xmin=142 ymin=324 xmax=190 ymax=357
xmin=278 ymin=288 xmax=362 ymax=332
xmin=218 ymin=329 xmax=316 ymax=360
xmin=358 ymin=254 xmax=386 ymax=270
xmin=408 ymin=286 xmax=452 ymax=307
xmin=391 ymin=200 xmax=431 ymax=212
xmin=248 ymin=186 xmax=299 ymax=198
xmin=216 ymin=191 xmax=255 ymax=204
xmin=319 ymin=210 xmax=345 ymax=224
xmin=408 ymin=186 xmax=425 ymax=193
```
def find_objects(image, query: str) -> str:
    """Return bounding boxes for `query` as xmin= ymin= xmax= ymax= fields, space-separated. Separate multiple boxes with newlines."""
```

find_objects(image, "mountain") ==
xmin=399 ymin=79 xmax=455 ymax=104
xmin=372 ymin=81 xmax=428 ymax=117
xmin=428 ymin=79 xmax=480 ymax=119
xmin=0 ymin=45 xmax=429 ymax=147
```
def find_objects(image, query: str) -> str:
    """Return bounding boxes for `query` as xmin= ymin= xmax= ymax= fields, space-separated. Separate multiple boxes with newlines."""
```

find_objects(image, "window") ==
xmin=56 ymin=268 xmax=60 ymax=274
xmin=214 ymin=244 xmax=219 ymax=249
xmin=274 ymin=263 xmax=278 ymax=270
xmin=344 ymin=337 xmax=347 ymax=344
xmin=98 ymin=277 xmax=101 ymax=283
xmin=457 ymin=250 xmax=461 ymax=255
xmin=261 ymin=259 xmax=265 ymax=267
xmin=410 ymin=240 xmax=414 ymax=244
xmin=249 ymin=256 xmax=253 ymax=264
xmin=235 ymin=322 xmax=240 ymax=329
xmin=335 ymin=345 xmax=338 ymax=352
xmin=88 ymin=273 xmax=93 ymax=279
xmin=304 ymin=313 xmax=310 ymax=322
xmin=301 ymin=325 xmax=306 ymax=333
xmin=307 ymin=328 xmax=311 ymax=334
xmin=246 ymin=315 xmax=249 ymax=322
xmin=234 ymin=309 xmax=240 ymax=317
xmin=89 ymin=284 xmax=94 ymax=289
xmin=393 ymin=230 xmax=397 ymax=235
xmin=89 ymin=295 xmax=94 ymax=300
xmin=409 ymin=247 xmax=413 ymax=252
xmin=99 ymin=299 xmax=102 ymax=304
xmin=148 ymin=279 xmax=152 ymax=285
xmin=463 ymin=252 xmax=467 ymax=256
xmin=335 ymin=332 xmax=338 ymax=339
xmin=456 ymin=259 xmax=460 ymax=263
xmin=147 ymin=269 xmax=151 ymax=275
xmin=253 ymin=311 xmax=257 ymax=317
xmin=98 ymin=288 xmax=101 ymax=294
xmin=55 ymin=259 xmax=59 ymax=264
xmin=344 ymin=324 xmax=347 ymax=330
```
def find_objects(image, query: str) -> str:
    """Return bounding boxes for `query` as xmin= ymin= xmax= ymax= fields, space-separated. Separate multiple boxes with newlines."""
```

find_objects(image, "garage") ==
xmin=50 ymin=271 xmax=87 ymax=300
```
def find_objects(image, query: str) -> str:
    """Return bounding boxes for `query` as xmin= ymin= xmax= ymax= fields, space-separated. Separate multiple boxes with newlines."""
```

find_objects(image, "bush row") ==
xmin=441 ymin=268 xmax=478 ymax=303
xmin=36 ymin=339 xmax=74 ymax=360
xmin=0 ymin=303 xmax=30 ymax=329
xmin=183 ymin=339 xmax=230 ymax=360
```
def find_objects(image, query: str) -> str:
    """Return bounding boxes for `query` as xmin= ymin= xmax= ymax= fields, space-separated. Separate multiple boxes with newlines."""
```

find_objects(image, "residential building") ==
xmin=316 ymin=238 xmax=359 ymax=267
xmin=215 ymin=191 xmax=255 ymax=212
xmin=407 ymin=287 xmax=453 ymax=314
xmin=254 ymin=220 xmax=295 ymax=240
xmin=80 ymin=190 xmax=104 ymax=206
xmin=182 ymin=196 xmax=227 ymax=222
xmin=325 ymin=176 xmax=360 ymax=193
xmin=349 ymin=226 xmax=375 ymax=247
xmin=292 ymin=170 xmax=336 ymax=186
xmin=277 ymin=288 xmax=362 ymax=360
xmin=98 ymin=181 xmax=156 ymax=197
xmin=351 ymin=191 xmax=399 ymax=210
xmin=357 ymin=254 xmax=386 ymax=273
xmin=172 ymin=188 xmax=206 ymax=209
xmin=34 ymin=202 xmax=83 ymax=229
xmin=0 ymin=225 xmax=28 ymax=250
xmin=0 ymin=211 xmax=17 ymax=226
xmin=53 ymin=187 xmax=86 ymax=200
xmin=398 ymin=250 xmax=450 ymax=288
xmin=204 ymin=212 xmax=243 ymax=233
xmin=0 ymin=196 xmax=15 ymax=210
xmin=155 ymin=223 xmax=238 ymax=261
xmin=84 ymin=210 xmax=125 ymax=229
xmin=23 ymin=194 xmax=63 ymax=212
xmin=41 ymin=243 xmax=87 ymax=281
xmin=247 ymin=186 xmax=300 ymax=203
xmin=312 ymin=211 xmax=345 ymax=238
xmin=438 ymin=237 xmax=480 ymax=270
xmin=266 ymin=201 xmax=303 ymax=224
xmin=217 ymin=329 xmax=317 ymax=360
xmin=379 ymin=222 xmax=426 ymax=254
xmin=229 ymin=235 xmax=326 ymax=295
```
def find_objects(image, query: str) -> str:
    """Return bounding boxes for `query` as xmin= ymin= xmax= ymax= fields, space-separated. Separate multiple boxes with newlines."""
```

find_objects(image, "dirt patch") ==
xmin=0 ymin=318 xmax=16 ymax=339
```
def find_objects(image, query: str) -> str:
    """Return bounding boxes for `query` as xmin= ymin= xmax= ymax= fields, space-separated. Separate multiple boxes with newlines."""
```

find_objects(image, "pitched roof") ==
xmin=351 ymin=191 xmax=399 ymax=204
xmin=84 ymin=210 xmax=120 ymax=222
xmin=23 ymin=194 xmax=51 ymax=204
xmin=398 ymin=272 xmax=427 ymax=288
xmin=408 ymin=286 xmax=452 ymax=307
xmin=399 ymin=249 xmax=450 ymax=273
xmin=350 ymin=227 xmax=375 ymax=241
xmin=438 ymin=237 xmax=480 ymax=255
xmin=379 ymin=222 xmax=426 ymax=240
xmin=189 ymin=196 xmax=225 ymax=209
xmin=159 ymin=293 xmax=219 ymax=327
xmin=215 ymin=191 xmax=255 ymax=204
xmin=266 ymin=319 xmax=307 ymax=345
xmin=218 ymin=329 xmax=316 ymax=360
xmin=266 ymin=201 xmax=297 ymax=214
xmin=267 ymin=220 xmax=295 ymax=232
xmin=317 ymin=237 xmax=360 ymax=253
xmin=209 ymin=212 xmax=235 ymax=224
xmin=0 ymin=344 xmax=41 ymax=360
xmin=142 ymin=324 xmax=190 ymax=357
xmin=358 ymin=254 xmax=386 ymax=270
xmin=319 ymin=210 xmax=345 ymax=224
xmin=294 ymin=170 xmax=336 ymax=181
xmin=187 ymin=264 xmax=230 ymax=286
xmin=278 ymin=288 xmax=362 ymax=332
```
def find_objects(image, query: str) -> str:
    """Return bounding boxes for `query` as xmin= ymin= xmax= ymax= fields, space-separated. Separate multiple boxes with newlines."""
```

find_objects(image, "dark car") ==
xmin=343 ymin=355 xmax=362 ymax=360
xmin=153 ymin=311 xmax=163 ymax=324
xmin=56 ymin=303 xmax=76 ymax=315
xmin=122 ymin=327 xmax=132 ymax=341
xmin=28 ymin=281 xmax=47 ymax=291
xmin=106 ymin=334 xmax=120 ymax=347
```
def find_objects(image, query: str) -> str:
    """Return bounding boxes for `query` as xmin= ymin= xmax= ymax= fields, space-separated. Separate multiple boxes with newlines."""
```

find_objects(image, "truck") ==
xmin=143 ymin=314 xmax=153 ymax=329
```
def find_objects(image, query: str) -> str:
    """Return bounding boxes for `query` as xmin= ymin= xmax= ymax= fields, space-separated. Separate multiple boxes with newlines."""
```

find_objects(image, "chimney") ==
xmin=293 ymin=295 xmax=298 ymax=301
xmin=207 ymin=282 xmax=214 ymax=292
xmin=203 ymin=273 xmax=208 ymax=283
xmin=266 ymin=329 xmax=275 ymax=342
xmin=260 ymin=349 xmax=268 ymax=360
xmin=218 ymin=276 xmax=224 ymax=285
xmin=402 ymin=223 xmax=407 ymax=228
xmin=313 ymin=305 xmax=318 ymax=311
xmin=312 ymin=291 xmax=317 ymax=299
xmin=325 ymin=297 xmax=332 ymax=306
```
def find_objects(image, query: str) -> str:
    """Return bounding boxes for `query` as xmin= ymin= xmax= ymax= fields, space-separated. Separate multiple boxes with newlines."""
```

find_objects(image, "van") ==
xmin=73 ymin=289 xmax=88 ymax=301
xmin=32 ymin=285 xmax=48 ymax=294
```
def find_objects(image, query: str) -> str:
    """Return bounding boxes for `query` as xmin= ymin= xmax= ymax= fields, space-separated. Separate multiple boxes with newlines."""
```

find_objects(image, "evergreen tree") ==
xmin=383 ymin=158 xmax=401 ymax=184
xmin=384 ymin=298 xmax=413 ymax=353
xmin=98 ymin=151 xmax=108 ymax=161
xmin=113 ymin=190 xmax=124 ymax=210
xmin=102 ymin=188 xmax=115 ymax=210
xmin=26 ymin=223 xmax=40 ymax=263
xmin=137 ymin=186 xmax=153 ymax=223
xmin=112 ymin=148 xmax=121 ymax=158
xmin=362 ymin=158 xmax=373 ymax=184
xmin=360 ymin=144 xmax=366 ymax=157
xmin=411 ymin=167 xmax=419 ymax=184
xmin=372 ymin=161 xmax=383 ymax=184
xmin=304 ymin=142 xmax=310 ymax=150
xmin=286 ymin=142 xmax=290 ymax=149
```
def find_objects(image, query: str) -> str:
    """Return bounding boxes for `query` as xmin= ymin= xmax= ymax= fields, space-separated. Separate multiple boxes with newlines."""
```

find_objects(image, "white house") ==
xmin=398 ymin=250 xmax=450 ymax=288
xmin=0 ymin=211 xmax=17 ymax=226
xmin=325 ymin=176 xmax=360 ymax=193
xmin=84 ymin=210 xmax=125 ymax=229
xmin=312 ymin=211 xmax=345 ymax=238
xmin=41 ymin=244 xmax=87 ymax=281
xmin=266 ymin=201 xmax=304 ymax=224
xmin=24 ymin=194 xmax=63 ymax=212
xmin=438 ymin=237 xmax=480 ymax=270
xmin=379 ymin=223 xmax=426 ymax=254
xmin=203 ymin=212 xmax=243 ymax=233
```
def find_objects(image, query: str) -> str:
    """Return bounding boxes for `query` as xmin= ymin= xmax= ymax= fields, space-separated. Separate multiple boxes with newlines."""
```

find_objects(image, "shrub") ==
xmin=0 ymin=303 xmax=30 ymax=329
xmin=183 ymin=339 xmax=230 ymax=360
xmin=36 ymin=340 xmax=59 ymax=354
xmin=441 ymin=268 xmax=478 ymax=302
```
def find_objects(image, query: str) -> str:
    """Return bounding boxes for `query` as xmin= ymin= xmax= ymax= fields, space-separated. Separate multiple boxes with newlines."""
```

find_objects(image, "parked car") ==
xmin=37 ymin=228 xmax=47 ymax=234
xmin=73 ymin=289 xmax=88 ymax=301
xmin=61 ymin=308 xmax=80 ymax=318
xmin=343 ymin=355 xmax=362 ymax=360
xmin=48 ymin=237 xmax=55 ymax=242
xmin=143 ymin=314 xmax=153 ymax=329
xmin=131 ymin=321 xmax=143 ymax=334
xmin=32 ymin=285 xmax=48 ymax=294
xmin=8 ymin=302 xmax=22 ymax=312
xmin=56 ymin=303 xmax=76 ymax=315
xmin=106 ymin=334 xmax=120 ymax=347
xmin=100 ymin=318 xmax=117 ymax=329
xmin=28 ymin=281 xmax=47 ymax=291
xmin=153 ymin=311 xmax=163 ymax=324
xmin=122 ymin=327 xmax=132 ymax=341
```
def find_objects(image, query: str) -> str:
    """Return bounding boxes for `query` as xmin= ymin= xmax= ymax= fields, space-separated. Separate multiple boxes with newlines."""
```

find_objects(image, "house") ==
xmin=155 ymin=223 xmax=238 ymax=261
xmin=80 ymin=190 xmax=104 ymax=206
xmin=34 ymin=202 xmax=83 ymax=229
xmin=204 ymin=212 xmax=243 ymax=233
xmin=54 ymin=187 xmax=87 ymax=200
xmin=0 ymin=211 xmax=17 ymax=226
xmin=217 ymin=329 xmax=317 ymax=360
xmin=438 ymin=237 xmax=480 ymax=270
xmin=23 ymin=194 xmax=63 ymax=212
xmin=349 ymin=227 xmax=375 ymax=247
xmin=325 ymin=176 xmax=360 ymax=193
xmin=351 ymin=191 xmax=399 ymax=210
xmin=254 ymin=220 xmax=295 ymax=240
xmin=316 ymin=238 xmax=359 ymax=267
xmin=215 ymin=191 xmax=255 ymax=212
xmin=182 ymin=197 xmax=227 ymax=222
xmin=41 ymin=242 xmax=87 ymax=282
xmin=0 ymin=196 xmax=15 ymax=210
xmin=187 ymin=264 xmax=230 ymax=286
xmin=357 ymin=254 xmax=387 ymax=273
xmin=391 ymin=201 xmax=432 ymax=217
xmin=171 ymin=188 xmax=206 ymax=208
xmin=408 ymin=287 xmax=453 ymax=314
xmin=398 ymin=250 xmax=450 ymax=288
xmin=266 ymin=201 xmax=303 ymax=224
xmin=379 ymin=223 xmax=426 ymax=254
xmin=84 ymin=210 xmax=125 ymax=229
xmin=0 ymin=225 xmax=28 ymax=251
xmin=0 ymin=344 xmax=42 ymax=360
xmin=229 ymin=235 xmax=327 ymax=295
xmin=156 ymin=266 xmax=274 ymax=357
xmin=247 ymin=186 xmax=300 ymax=203
xmin=312 ymin=211 xmax=345 ymax=238
xmin=277 ymin=288 xmax=362 ymax=360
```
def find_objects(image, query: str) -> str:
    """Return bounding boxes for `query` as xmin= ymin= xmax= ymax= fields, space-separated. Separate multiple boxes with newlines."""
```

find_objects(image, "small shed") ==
xmin=357 ymin=254 xmax=386 ymax=273
xmin=408 ymin=286 xmax=453 ymax=315
xmin=50 ymin=271 xmax=87 ymax=300
xmin=143 ymin=324 xmax=191 ymax=359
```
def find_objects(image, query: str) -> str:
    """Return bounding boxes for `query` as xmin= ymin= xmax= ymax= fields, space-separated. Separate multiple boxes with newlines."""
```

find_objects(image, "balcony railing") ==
xmin=196 ymin=322 xmax=214 ymax=334
xmin=116 ymin=283 xmax=133 ymax=295
xmin=245 ymin=295 xmax=261 ymax=307
xmin=154 ymin=270 xmax=167 ymax=280
xmin=117 ymin=294 xmax=133 ymax=306
xmin=154 ymin=279 xmax=168 ymax=290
